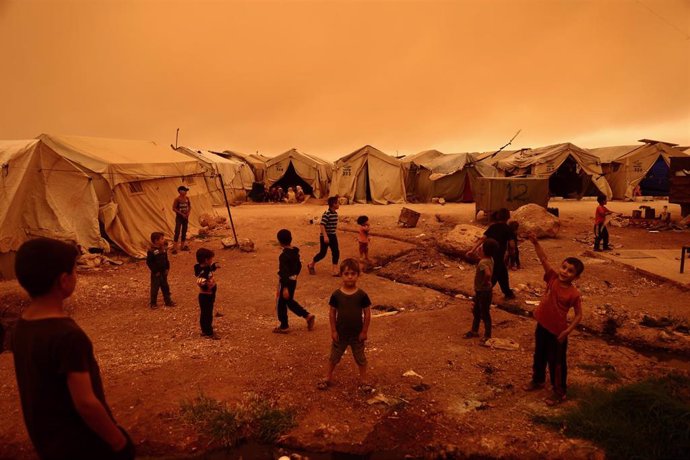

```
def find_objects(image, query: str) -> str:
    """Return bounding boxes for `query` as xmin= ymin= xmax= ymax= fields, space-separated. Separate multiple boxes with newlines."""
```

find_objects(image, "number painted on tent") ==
xmin=342 ymin=165 xmax=352 ymax=177
xmin=506 ymin=182 xmax=528 ymax=202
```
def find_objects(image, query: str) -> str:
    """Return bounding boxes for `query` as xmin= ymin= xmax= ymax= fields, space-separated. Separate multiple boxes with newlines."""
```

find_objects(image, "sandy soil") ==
xmin=0 ymin=199 xmax=688 ymax=459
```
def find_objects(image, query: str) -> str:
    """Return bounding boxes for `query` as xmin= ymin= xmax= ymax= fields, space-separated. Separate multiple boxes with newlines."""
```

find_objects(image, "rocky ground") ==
xmin=0 ymin=200 xmax=688 ymax=459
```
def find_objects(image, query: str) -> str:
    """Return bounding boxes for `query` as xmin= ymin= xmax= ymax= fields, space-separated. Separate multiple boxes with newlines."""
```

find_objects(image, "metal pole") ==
xmin=217 ymin=173 xmax=239 ymax=247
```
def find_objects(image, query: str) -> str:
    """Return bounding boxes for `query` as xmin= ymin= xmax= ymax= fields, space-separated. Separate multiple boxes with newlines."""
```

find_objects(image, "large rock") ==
xmin=511 ymin=204 xmax=560 ymax=238
xmin=437 ymin=224 xmax=485 ymax=259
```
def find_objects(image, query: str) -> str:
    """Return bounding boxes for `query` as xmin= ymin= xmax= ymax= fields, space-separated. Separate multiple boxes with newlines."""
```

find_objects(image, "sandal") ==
xmin=272 ymin=327 xmax=290 ymax=334
xmin=306 ymin=314 xmax=316 ymax=331
xmin=307 ymin=263 xmax=316 ymax=275
xmin=545 ymin=393 xmax=567 ymax=406
xmin=316 ymin=380 xmax=331 ymax=391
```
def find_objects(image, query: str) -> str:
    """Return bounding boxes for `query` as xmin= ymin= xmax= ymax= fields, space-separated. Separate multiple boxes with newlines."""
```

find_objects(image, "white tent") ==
xmin=218 ymin=150 xmax=268 ymax=182
xmin=330 ymin=145 xmax=406 ymax=204
xmin=176 ymin=147 xmax=255 ymax=205
xmin=265 ymin=148 xmax=333 ymax=198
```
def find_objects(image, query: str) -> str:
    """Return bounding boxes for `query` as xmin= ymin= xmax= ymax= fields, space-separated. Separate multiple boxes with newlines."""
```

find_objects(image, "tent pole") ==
xmin=217 ymin=173 xmax=239 ymax=247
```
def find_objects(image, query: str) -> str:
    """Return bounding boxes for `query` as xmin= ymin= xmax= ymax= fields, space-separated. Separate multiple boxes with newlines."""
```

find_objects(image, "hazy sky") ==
xmin=1 ymin=0 xmax=688 ymax=159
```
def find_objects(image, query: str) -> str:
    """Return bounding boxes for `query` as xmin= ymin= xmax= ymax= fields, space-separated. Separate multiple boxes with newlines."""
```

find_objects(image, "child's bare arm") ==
xmin=329 ymin=306 xmax=338 ymax=342
xmin=483 ymin=267 xmax=492 ymax=289
xmin=68 ymin=372 xmax=127 ymax=451
xmin=359 ymin=307 xmax=371 ymax=341
xmin=468 ymin=236 xmax=487 ymax=256
xmin=528 ymin=233 xmax=552 ymax=274
xmin=558 ymin=301 xmax=583 ymax=342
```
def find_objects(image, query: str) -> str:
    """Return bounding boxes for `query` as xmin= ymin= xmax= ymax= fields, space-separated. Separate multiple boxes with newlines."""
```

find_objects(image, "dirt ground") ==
xmin=1 ymin=199 xmax=689 ymax=459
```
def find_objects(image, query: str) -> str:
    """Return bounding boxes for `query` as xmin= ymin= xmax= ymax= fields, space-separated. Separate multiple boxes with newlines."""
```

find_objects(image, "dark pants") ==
xmin=276 ymin=280 xmax=310 ymax=329
xmin=594 ymin=223 xmax=609 ymax=250
xmin=313 ymin=234 xmax=339 ymax=265
xmin=199 ymin=290 xmax=216 ymax=335
xmin=508 ymin=247 xmax=521 ymax=269
xmin=471 ymin=290 xmax=493 ymax=338
xmin=492 ymin=257 xmax=513 ymax=296
xmin=174 ymin=215 xmax=188 ymax=243
xmin=532 ymin=323 xmax=568 ymax=396
xmin=150 ymin=271 xmax=172 ymax=305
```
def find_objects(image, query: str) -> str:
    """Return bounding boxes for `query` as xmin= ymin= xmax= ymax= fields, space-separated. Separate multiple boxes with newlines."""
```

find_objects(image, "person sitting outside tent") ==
xmin=267 ymin=187 xmax=277 ymax=202
xmin=295 ymin=185 xmax=306 ymax=203
xmin=286 ymin=187 xmax=297 ymax=204
xmin=276 ymin=187 xmax=285 ymax=203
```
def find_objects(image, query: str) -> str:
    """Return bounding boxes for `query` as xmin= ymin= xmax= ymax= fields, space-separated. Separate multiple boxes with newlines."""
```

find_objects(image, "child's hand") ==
xmin=358 ymin=331 xmax=367 ymax=342
xmin=557 ymin=330 xmax=569 ymax=342
xmin=331 ymin=331 xmax=339 ymax=343
xmin=324 ymin=236 xmax=329 ymax=244
xmin=282 ymin=287 xmax=290 ymax=299
xmin=527 ymin=232 xmax=538 ymax=244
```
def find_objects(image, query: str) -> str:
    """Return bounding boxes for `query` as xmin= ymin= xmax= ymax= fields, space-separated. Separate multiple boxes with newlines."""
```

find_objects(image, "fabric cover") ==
xmin=330 ymin=145 xmax=406 ymax=204
xmin=264 ymin=148 xmax=333 ymax=198
xmin=219 ymin=150 xmax=268 ymax=182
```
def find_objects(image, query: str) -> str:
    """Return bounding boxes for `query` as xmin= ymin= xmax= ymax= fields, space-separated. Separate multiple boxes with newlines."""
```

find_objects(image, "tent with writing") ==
xmin=330 ymin=145 xmax=406 ymax=204
xmin=176 ymin=147 xmax=255 ymax=205
xmin=408 ymin=152 xmax=498 ymax=202
xmin=591 ymin=140 xmax=688 ymax=199
xmin=264 ymin=148 xmax=332 ymax=198
xmin=494 ymin=143 xmax=612 ymax=199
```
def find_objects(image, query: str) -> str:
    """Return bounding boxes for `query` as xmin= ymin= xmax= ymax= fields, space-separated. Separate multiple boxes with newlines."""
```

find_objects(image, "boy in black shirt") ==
xmin=317 ymin=258 xmax=373 ymax=393
xmin=146 ymin=231 xmax=175 ymax=309
xmin=273 ymin=229 xmax=315 ymax=334
xmin=11 ymin=238 xmax=134 ymax=460
xmin=469 ymin=208 xmax=516 ymax=299
xmin=195 ymin=247 xmax=220 ymax=339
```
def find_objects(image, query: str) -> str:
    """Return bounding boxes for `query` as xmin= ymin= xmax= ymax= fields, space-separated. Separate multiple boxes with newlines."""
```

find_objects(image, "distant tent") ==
xmin=592 ymin=140 xmax=688 ymax=199
xmin=217 ymin=150 xmax=268 ymax=182
xmin=408 ymin=152 xmax=498 ymax=202
xmin=494 ymin=143 xmax=612 ymax=199
xmin=176 ymin=147 xmax=255 ymax=205
xmin=264 ymin=148 xmax=332 ymax=198
xmin=402 ymin=149 xmax=446 ymax=191
xmin=35 ymin=134 xmax=213 ymax=258
xmin=330 ymin=145 xmax=406 ymax=204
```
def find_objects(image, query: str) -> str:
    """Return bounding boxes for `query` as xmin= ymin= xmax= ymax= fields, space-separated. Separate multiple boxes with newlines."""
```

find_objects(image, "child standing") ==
xmin=356 ymin=215 xmax=371 ymax=271
xmin=308 ymin=196 xmax=340 ymax=276
xmin=525 ymin=233 xmax=584 ymax=405
xmin=195 ymin=248 xmax=219 ymax=340
xmin=146 ymin=232 xmax=175 ymax=309
xmin=12 ymin=238 xmax=134 ymax=460
xmin=593 ymin=195 xmax=615 ymax=251
xmin=172 ymin=185 xmax=192 ymax=254
xmin=464 ymin=238 xmax=498 ymax=343
xmin=318 ymin=258 xmax=373 ymax=392
xmin=507 ymin=221 xmax=521 ymax=270
xmin=468 ymin=208 xmax=515 ymax=299
xmin=273 ymin=229 xmax=316 ymax=334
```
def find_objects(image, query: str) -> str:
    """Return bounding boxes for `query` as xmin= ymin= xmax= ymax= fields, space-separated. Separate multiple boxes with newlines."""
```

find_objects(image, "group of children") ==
xmin=8 ymin=196 xmax=595 ymax=458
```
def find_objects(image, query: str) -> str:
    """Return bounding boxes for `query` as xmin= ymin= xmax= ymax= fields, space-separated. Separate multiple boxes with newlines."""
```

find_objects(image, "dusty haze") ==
xmin=1 ymin=0 xmax=688 ymax=158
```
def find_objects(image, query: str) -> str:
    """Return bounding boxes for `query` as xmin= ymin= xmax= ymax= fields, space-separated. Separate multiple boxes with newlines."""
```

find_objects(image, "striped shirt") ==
xmin=320 ymin=209 xmax=338 ymax=235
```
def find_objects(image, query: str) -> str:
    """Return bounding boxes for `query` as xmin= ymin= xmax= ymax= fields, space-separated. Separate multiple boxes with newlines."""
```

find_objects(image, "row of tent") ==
xmin=1 ymin=134 xmax=687 ymax=276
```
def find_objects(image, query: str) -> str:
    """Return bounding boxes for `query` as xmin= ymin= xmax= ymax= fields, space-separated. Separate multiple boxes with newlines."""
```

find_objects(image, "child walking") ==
xmin=146 ymin=232 xmax=175 ymax=309
xmin=172 ymin=185 xmax=191 ymax=254
xmin=12 ymin=238 xmax=134 ymax=460
xmin=317 ymin=258 xmax=373 ymax=393
xmin=307 ymin=196 xmax=340 ymax=276
xmin=357 ymin=215 xmax=371 ymax=271
xmin=464 ymin=238 xmax=499 ymax=343
xmin=195 ymin=248 xmax=220 ymax=339
xmin=525 ymin=233 xmax=584 ymax=405
xmin=594 ymin=195 xmax=615 ymax=251
xmin=273 ymin=229 xmax=316 ymax=334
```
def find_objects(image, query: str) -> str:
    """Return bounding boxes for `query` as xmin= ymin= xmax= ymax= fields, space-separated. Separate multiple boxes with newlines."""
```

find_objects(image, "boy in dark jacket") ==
xmin=273 ymin=229 xmax=315 ymax=334
xmin=195 ymin=248 xmax=220 ymax=339
xmin=146 ymin=232 xmax=175 ymax=309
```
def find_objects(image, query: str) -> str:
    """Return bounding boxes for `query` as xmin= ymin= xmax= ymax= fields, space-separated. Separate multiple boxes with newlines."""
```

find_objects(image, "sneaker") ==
xmin=463 ymin=331 xmax=479 ymax=339
xmin=306 ymin=314 xmax=316 ymax=331
xmin=479 ymin=336 xmax=490 ymax=345
xmin=523 ymin=381 xmax=545 ymax=392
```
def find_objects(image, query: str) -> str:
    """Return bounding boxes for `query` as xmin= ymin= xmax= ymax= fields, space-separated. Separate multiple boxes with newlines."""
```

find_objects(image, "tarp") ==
xmin=494 ymin=143 xmax=612 ymax=199
xmin=219 ymin=150 xmax=268 ymax=182
xmin=33 ymin=134 xmax=213 ymax=258
xmin=402 ymin=149 xmax=446 ymax=191
xmin=592 ymin=142 xmax=689 ymax=199
xmin=265 ymin=148 xmax=332 ymax=198
xmin=176 ymin=147 xmax=255 ymax=205
xmin=409 ymin=152 xmax=498 ymax=202
xmin=330 ymin=145 xmax=406 ymax=204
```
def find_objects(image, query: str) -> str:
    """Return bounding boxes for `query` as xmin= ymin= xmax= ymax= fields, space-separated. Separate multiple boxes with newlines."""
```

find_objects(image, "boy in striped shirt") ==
xmin=308 ymin=196 xmax=340 ymax=276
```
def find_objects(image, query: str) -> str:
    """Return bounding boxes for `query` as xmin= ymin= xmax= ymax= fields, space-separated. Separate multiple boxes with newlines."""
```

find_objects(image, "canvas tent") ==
xmin=5 ymin=134 xmax=214 ymax=261
xmin=264 ymin=148 xmax=332 ymax=198
xmin=218 ymin=150 xmax=268 ymax=182
xmin=591 ymin=140 xmax=688 ymax=199
xmin=493 ymin=143 xmax=612 ymax=199
xmin=330 ymin=145 xmax=406 ymax=204
xmin=402 ymin=149 xmax=446 ymax=191
xmin=176 ymin=147 xmax=255 ymax=205
xmin=407 ymin=152 xmax=498 ymax=202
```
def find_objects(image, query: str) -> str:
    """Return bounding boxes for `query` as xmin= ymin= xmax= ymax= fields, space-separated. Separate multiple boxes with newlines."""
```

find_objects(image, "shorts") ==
xmin=358 ymin=242 xmax=369 ymax=255
xmin=329 ymin=337 xmax=367 ymax=366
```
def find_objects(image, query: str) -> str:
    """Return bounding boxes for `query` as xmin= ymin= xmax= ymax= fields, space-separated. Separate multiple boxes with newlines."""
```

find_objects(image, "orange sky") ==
xmin=1 ymin=0 xmax=688 ymax=159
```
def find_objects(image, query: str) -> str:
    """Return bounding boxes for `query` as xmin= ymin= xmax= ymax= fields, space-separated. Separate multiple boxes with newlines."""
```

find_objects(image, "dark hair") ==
xmin=339 ymin=258 xmax=360 ymax=275
xmin=150 ymin=232 xmax=164 ymax=244
xmin=277 ymin=229 xmax=292 ymax=245
xmin=597 ymin=195 xmax=607 ymax=204
xmin=494 ymin=208 xmax=510 ymax=222
xmin=564 ymin=257 xmax=585 ymax=276
xmin=508 ymin=220 xmax=519 ymax=231
xmin=196 ymin=247 xmax=215 ymax=264
xmin=482 ymin=238 xmax=499 ymax=258
xmin=15 ymin=238 xmax=79 ymax=298
xmin=356 ymin=215 xmax=369 ymax=226
xmin=328 ymin=196 xmax=339 ymax=208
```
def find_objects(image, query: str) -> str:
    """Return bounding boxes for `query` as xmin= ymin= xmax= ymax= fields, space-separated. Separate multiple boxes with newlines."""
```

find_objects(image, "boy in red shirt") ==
xmin=594 ymin=195 xmax=616 ymax=251
xmin=524 ymin=233 xmax=584 ymax=405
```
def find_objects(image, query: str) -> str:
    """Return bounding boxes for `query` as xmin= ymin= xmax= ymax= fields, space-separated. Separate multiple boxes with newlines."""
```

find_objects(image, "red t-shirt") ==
xmin=595 ymin=205 xmax=608 ymax=225
xmin=533 ymin=269 xmax=582 ymax=335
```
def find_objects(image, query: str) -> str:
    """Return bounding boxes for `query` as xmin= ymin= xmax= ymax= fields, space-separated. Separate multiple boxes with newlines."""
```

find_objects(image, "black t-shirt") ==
xmin=484 ymin=222 xmax=514 ymax=259
xmin=329 ymin=288 xmax=371 ymax=339
xmin=12 ymin=317 xmax=119 ymax=460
